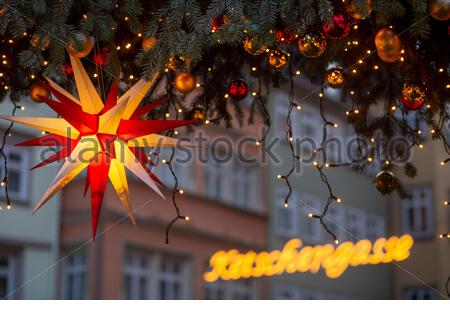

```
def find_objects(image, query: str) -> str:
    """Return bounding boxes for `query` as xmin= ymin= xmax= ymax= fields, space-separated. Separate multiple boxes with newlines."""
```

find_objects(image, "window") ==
xmin=273 ymin=102 xmax=289 ymax=138
xmin=122 ymin=249 xmax=189 ymax=299
xmin=295 ymin=106 xmax=320 ymax=156
xmin=205 ymin=279 xmax=257 ymax=299
xmin=123 ymin=252 xmax=151 ymax=299
xmin=274 ymin=285 xmax=299 ymax=300
xmin=298 ymin=194 xmax=322 ymax=244
xmin=327 ymin=204 xmax=345 ymax=241
xmin=366 ymin=214 xmax=385 ymax=241
xmin=345 ymin=207 xmax=367 ymax=241
xmin=275 ymin=186 xmax=297 ymax=237
xmin=324 ymin=116 xmax=343 ymax=162
xmin=403 ymin=286 xmax=437 ymax=300
xmin=204 ymin=150 xmax=228 ymax=202
xmin=61 ymin=251 xmax=87 ymax=299
xmin=205 ymin=279 xmax=227 ymax=300
xmin=233 ymin=162 xmax=257 ymax=210
xmin=159 ymin=257 xmax=186 ymax=299
xmin=0 ymin=146 xmax=30 ymax=202
xmin=401 ymin=186 xmax=434 ymax=238
xmin=0 ymin=253 xmax=17 ymax=299
xmin=151 ymin=148 xmax=194 ymax=193
xmin=300 ymin=289 xmax=325 ymax=300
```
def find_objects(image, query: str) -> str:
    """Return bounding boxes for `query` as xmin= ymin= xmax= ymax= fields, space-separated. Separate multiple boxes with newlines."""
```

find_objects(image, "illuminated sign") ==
xmin=203 ymin=234 xmax=414 ymax=281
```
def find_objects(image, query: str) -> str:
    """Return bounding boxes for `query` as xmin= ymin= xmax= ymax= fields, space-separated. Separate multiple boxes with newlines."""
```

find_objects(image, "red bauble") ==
xmin=276 ymin=28 xmax=296 ymax=45
xmin=93 ymin=48 xmax=108 ymax=66
xmin=323 ymin=13 xmax=354 ymax=39
xmin=211 ymin=15 xmax=226 ymax=32
xmin=64 ymin=63 xmax=73 ymax=75
xmin=401 ymin=82 xmax=426 ymax=110
xmin=401 ymin=96 xmax=424 ymax=110
xmin=228 ymin=78 xmax=248 ymax=100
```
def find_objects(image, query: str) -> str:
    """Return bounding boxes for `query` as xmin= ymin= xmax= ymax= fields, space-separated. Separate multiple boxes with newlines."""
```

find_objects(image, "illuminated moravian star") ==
xmin=0 ymin=55 xmax=196 ymax=238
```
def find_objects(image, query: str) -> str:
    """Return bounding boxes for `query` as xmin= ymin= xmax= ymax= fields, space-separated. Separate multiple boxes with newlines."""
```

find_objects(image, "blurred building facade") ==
xmin=0 ymin=98 xmax=61 ymax=299
xmin=266 ymin=80 xmax=392 ymax=299
xmin=389 ymin=136 xmax=450 ymax=300
xmin=1 ymin=79 xmax=448 ymax=300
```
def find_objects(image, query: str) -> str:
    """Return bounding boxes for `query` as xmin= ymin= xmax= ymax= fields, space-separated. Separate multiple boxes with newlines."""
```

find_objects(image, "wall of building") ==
xmin=266 ymin=80 xmax=392 ymax=299
xmin=0 ymin=96 xmax=61 ymax=299
xmin=390 ymin=138 xmax=450 ymax=300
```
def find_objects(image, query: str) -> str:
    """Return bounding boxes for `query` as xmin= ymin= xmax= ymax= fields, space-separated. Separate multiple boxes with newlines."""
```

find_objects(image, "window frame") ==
xmin=400 ymin=185 xmax=434 ymax=239
xmin=275 ymin=186 xmax=298 ymax=238
xmin=122 ymin=248 xmax=190 ymax=299
xmin=232 ymin=160 xmax=259 ymax=211
xmin=205 ymin=278 xmax=258 ymax=300
xmin=0 ymin=252 xmax=18 ymax=300
xmin=204 ymin=149 xmax=230 ymax=203
xmin=60 ymin=250 xmax=87 ymax=300
xmin=0 ymin=145 xmax=31 ymax=203
xmin=344 ymin=207 xmax=367 ymax=241
xmin=298 ymin=193 xmax=323 ymax=244
xmin=403 ymin=285 xmax=438 ymax=300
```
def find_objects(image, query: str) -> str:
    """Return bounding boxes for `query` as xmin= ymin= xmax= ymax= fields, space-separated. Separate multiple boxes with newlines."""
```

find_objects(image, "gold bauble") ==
xmin=167 ymin=55 xmax=190 ymax=71
xmin=141 ymin=36 xmax=157 ymax=51
xmin=268 ymin=49 xmax=288 ymax=69
xmin=346 ymin=0 xmax=372 ymax=20
xmin=243 ymin=37 xmax=268 ymax=55
xmin=0 ymin=6 xmax=7 ymax=15
xmin=401 ymin=82 xmax=426 ymax=110
xmin=190 ymin=107 xmax=206 ymax=125
xmin=67 ymin=34 xmax=94 ymax=58
xmin=174 ymin=72 xmax=196 ymax=94
xmin=375 ymin=28 xmax=401 ymax=56
xmin=377 ymin=50 xmax=401 ymax=63
xmin=31 ymin=33 xmax=50 ymax=50
xmin=374 ymin=171 xmax=396 ymax=195
xmin=298 ymin=32 xmax=327 ymax=58
xmin=325 ymin=67 xmax=345 ymax=88
xmin=429 ymin=0 xmax=450 ymax=21
xmin=29 ymin=83 xmax=50 ymax=103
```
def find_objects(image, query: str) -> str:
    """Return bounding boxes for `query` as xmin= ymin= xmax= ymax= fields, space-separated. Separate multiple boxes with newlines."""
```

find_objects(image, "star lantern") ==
xmin=0 ymin=54 xmax=196 ymax=239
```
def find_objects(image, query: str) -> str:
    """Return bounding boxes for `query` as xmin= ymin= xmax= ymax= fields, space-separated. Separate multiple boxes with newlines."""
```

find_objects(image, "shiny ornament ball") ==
xmin=276 ymin=28 xmax=296 ymax=45
xmin=401 ymin=82 xmax=426 ymax=110
xmin=30 ymin=33 xmax=50 ymax=50
xmin=429 ymin=0 xmax=450 ymax=21
xmin=323 ymin=13 xmax=353 ymax=39
xmin=243 ymin=37 xmax=268 ymax=55
xmin=167 ymin=55 xmax=190 ymax=71
xmin=268 ymin=49 xmax=288 ymax=69
xmin=227 ymin=78 xmax=249 ymax=100
xmin=190 ymin=107 xmax=206 ymax=125
xmin=211 ymin=15 xmax=228 ymax=32
xmin=141 ymin=36 xmax=157 ymax=51
xmin=346 ymin=0 xmax=372 ymax=20
xmin=174 ymin=72 xmax=196 ymax=94
xmin=67 ymin=34 xmax=94 ymax=58
xmin=298 ymin=32 xmax=327 ymax=58
xmin=375 ymin=28 xmax=401 ymax=56
xmin=29 ymin=83 xmax=50 ymax=103
xmin=325 ymin=67 xmax=345 ymax=88
xmin=374 ymin=171 xmax=396 ymax=195
xmin=64 ymin=63 xmax=73 ymax=75
xmin=93 ymin=48 xmax=108 ymax=66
